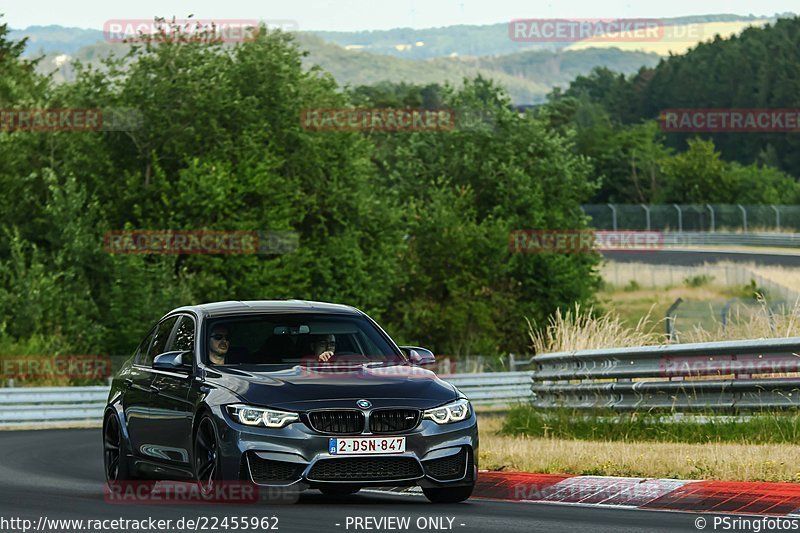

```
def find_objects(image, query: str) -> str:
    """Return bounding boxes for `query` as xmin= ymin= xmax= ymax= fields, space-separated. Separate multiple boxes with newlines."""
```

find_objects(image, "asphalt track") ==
xmin=603 ymin=249 xmax=800 ymax=266
xmin=0 ymin=430 xmax=750 ymax=533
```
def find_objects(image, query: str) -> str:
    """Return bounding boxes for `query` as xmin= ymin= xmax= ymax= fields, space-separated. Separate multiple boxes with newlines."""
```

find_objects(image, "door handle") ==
xmin=149 ymin=385 xmax=161 ymax=393
xmin=123 ymin=379 xmax=133 ymax=388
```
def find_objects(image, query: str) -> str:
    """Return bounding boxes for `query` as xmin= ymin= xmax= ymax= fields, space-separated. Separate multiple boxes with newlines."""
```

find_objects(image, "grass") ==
xmin=598 ymin=279 xmax=758 ymax=332
xmin=529 ymin=288 xmax=800 ymax=355
xmin=528 ymin=303 xmax=663 ymax=353
xmin=501 ymin=406 xmax=800 ymax=445
xmin=478 ymin=412 xmax=800 ymax=482
xmin=591 ymin=260 xmax=800 ymax=346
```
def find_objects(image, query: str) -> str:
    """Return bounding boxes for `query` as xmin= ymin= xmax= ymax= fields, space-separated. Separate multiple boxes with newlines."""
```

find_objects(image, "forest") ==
xmin=1 ymin=15 xmax=798 ymax=361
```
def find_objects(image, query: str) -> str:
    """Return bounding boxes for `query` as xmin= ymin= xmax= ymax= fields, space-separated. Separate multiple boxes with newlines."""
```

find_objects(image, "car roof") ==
xmin=168 ymin=300 xmax=363 ymax=318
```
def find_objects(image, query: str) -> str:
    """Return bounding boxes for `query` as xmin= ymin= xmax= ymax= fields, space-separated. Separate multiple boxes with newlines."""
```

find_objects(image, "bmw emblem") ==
xmin=356 ymin=399 xmax=372 ymax=409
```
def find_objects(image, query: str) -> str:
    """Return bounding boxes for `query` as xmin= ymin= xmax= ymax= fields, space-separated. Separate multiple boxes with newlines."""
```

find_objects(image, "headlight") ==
xmin=226 ymin=404 xmax=299 ymax=428
xmin=422 ymin=399 xmax=471 ymax=424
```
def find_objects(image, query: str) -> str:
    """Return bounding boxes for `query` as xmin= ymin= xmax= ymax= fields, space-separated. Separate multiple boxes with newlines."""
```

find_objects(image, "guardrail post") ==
xmin=673 ymin=204 xmax=682 ymax=232
xmin=772 ymin=205 xmax=780 ymax=231
xmin=666 ymin=298 xmax=683 ymax=342
xmin=5 ymin=379 xmax=13 ymax=388
xmin=508 ymin=353 xmax=516 ymax=371
xmin=641 ymin=204 xmax=651 ymax=231
xmin=706 ymin=204 xmax=715 ymax=232
xmin=721 ymin=298 xmax=736 ymax=332
xmin=738 ymin=204 xmax=747 ymax=232
xmin=608 ymin=203 xmax=618 ymax=231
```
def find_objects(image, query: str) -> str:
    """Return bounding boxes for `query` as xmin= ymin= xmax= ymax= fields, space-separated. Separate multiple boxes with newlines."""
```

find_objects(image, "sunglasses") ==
xmin=210 ymin=334 xmax=229 ymax=341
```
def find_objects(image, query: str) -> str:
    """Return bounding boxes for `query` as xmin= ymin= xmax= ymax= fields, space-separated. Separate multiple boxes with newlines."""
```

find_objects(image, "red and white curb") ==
xmin=377 ymin=472 xmax=800 ymax=516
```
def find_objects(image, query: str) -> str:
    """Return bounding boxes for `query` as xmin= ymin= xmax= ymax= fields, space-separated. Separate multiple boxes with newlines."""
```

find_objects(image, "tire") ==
xmin=103 ymin=411 xmax=157 ymax=495
xmin=422 ymin=483 xmax=474 ymax=503
xmin=194 ymin=415 xmax=222 ymax=496
xmin=319 ymin=486 xmax=361 ymax=496
xmin=103 ymin=411 xmax=131 ymax=485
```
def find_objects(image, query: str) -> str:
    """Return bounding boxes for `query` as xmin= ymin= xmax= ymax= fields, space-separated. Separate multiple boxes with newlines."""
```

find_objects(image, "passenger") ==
xmin=208 ymin=325 xmax=230 ymax=365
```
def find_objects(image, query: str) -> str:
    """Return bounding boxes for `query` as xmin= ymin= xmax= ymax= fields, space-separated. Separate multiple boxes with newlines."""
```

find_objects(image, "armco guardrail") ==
xmin=530 ymin=337 xmax=800 ymax=411
xmin=0 ymin=371 xmax=533 ymax=427
xmin=0 ymin=386 xmax=108 ymax=427
xmin=660 ymin=231 xmax=800 ymax=248
xmin=444 ymin=372 xmax=533 ymax=405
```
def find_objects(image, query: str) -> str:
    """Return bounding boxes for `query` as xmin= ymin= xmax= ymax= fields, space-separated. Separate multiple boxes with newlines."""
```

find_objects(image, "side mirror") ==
xmin=153 ymin=351 xmax=192 ymax=372
xmin=400 ymin=346 xmax=436 ymax=366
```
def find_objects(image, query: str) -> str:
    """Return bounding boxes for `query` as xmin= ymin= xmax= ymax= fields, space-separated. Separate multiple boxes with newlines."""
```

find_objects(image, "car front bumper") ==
xmin=210 ymin=404 xmax=478 ymax=490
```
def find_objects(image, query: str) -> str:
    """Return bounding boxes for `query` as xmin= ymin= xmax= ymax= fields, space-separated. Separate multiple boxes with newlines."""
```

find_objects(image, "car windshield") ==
xmin=204 ymin=313 xmax=406 ymax=366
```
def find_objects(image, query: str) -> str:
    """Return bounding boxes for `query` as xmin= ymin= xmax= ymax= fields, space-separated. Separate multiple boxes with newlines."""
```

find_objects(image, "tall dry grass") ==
xmin=529 ymin=299 xmax=800 ymax=353
xmin=528 ymin=303 xmax=664 ymax=353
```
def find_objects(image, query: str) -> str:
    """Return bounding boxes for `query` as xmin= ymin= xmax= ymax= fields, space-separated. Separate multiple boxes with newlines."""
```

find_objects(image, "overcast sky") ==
xmin=3 ymin=0 xmax=797 ymax=31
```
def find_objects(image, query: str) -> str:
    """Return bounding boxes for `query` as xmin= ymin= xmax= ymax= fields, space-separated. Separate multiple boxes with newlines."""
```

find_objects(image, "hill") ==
xmin=311 ymin=14 xmax=785 ymax=59
xmin=295 ymin=34 xmax=660 ymax=104
xmin=15 ymin=27 xmax=660 ymax=104
xmin=560 ymin=15 xmax=800 ymax=177
xmin=9 ymin=25 xmax=104 ymax=55
xmin=12 ymin=15 xmax=783 ymax=105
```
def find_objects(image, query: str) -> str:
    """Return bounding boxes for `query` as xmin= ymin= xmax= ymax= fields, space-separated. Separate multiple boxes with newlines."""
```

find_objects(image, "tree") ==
xmin=658 ymin=138 xmax=732 ymax=203
xmin=366 ymin=77 xmax=600 ymax=354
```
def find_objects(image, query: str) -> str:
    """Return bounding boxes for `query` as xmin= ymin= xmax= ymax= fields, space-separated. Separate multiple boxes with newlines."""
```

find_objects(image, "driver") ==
xmin=208 ymin=324 xmax=230 ymax=365
xmin=311 ymin=334 xmax=336 ymax=362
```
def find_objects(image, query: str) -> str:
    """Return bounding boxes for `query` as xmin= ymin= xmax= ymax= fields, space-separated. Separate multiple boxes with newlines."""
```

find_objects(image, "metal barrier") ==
xmin=529 ymin=337 xmax=800 ymax=411
xmin=444 ymin=372 xmax=533 ymax=405
xmin=660 ymin=231 xmax=800 ymax=248
xmin=0 ymin=386 xmax=108 ymax=427
xmin=0 ymin=371 xmax=534 ymax=427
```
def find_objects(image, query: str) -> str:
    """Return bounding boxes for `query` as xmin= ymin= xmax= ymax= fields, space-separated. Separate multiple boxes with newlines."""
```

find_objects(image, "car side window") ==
xmin=133 ymin=327 xmax=157 ymax=366
xmin=170 ymin=316 xmax=196 ymax=366
xmin=146 ymin=316 xmax=179 ymax=366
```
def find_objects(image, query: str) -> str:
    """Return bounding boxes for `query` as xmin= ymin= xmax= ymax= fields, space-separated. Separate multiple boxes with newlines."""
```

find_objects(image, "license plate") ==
xmin=328 ymin=437 xmax=406 ymax=455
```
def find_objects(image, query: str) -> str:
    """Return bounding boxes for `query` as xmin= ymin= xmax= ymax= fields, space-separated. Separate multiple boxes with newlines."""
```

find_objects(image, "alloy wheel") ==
xmin=194 ymin=417 xmax=220 ymax=495
xmin=103 ymin=414 xmax=122 ymax=482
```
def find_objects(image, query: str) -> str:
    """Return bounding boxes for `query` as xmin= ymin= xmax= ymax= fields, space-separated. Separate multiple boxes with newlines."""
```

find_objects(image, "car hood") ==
xmin=206 ymin=363 xmax=457 ymax=410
